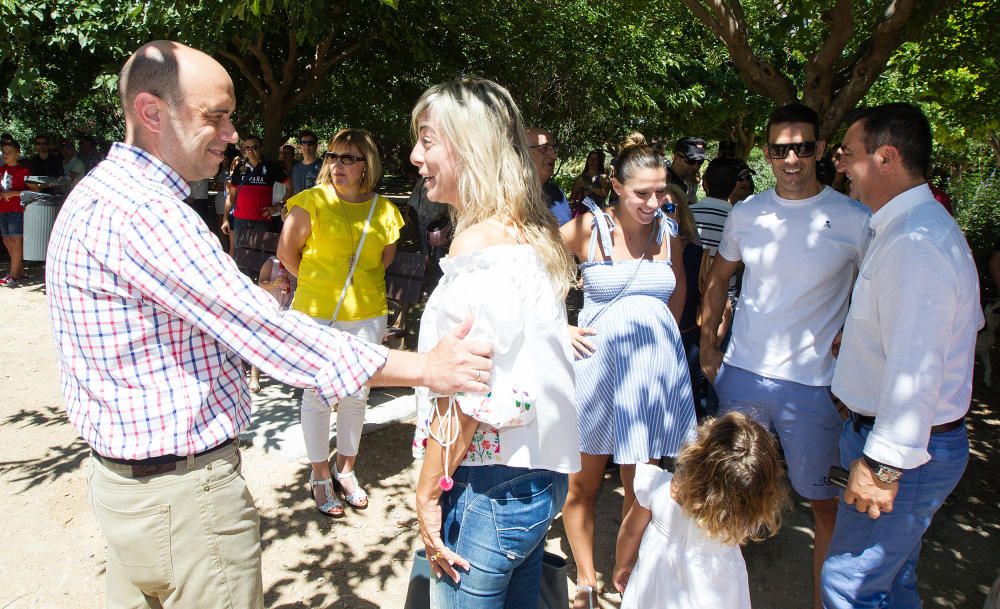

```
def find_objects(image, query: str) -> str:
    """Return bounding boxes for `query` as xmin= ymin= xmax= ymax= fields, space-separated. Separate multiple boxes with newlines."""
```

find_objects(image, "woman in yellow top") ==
xmin=278 ymin=128 xmax=404 ymax=517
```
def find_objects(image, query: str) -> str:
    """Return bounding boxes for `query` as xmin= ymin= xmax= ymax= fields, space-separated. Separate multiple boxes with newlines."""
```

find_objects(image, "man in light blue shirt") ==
xmin=290 ymin=129 xmax=322 ymax=195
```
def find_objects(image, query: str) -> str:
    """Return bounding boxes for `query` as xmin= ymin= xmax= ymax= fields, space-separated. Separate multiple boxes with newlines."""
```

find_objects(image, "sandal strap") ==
xmin=335 ymin=468 xmax=368 ymax=505
xmin=309 ymin=475 xmax=344 ymax=514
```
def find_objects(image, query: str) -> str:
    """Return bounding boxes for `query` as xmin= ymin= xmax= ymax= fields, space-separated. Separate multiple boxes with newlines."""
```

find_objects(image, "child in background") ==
xmin=248 ymin=255 xmax=295 ymax=393
xmin=613 ymin=412 xmax=790 ymax=609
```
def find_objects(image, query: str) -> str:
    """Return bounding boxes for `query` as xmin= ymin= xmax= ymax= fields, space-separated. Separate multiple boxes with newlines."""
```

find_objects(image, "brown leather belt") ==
xmin=849 ymin=412 xmax=964 ymax=434
xmin=92 ymin=438 xmax=237 ymax=478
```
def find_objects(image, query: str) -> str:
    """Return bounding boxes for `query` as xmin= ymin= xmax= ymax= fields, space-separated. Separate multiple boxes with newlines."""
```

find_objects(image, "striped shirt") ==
xmin=46 ymin=143 xmax=388 ymax=460
xmin=689 ymin=196 xmax=732 ymax=255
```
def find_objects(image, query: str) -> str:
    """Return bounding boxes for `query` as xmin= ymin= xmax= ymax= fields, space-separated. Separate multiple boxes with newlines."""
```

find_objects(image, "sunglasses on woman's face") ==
xmin=767 ymin=141 xmax=817 ymax=159
xmin=325 ymin=152 xmax=365 ymax=166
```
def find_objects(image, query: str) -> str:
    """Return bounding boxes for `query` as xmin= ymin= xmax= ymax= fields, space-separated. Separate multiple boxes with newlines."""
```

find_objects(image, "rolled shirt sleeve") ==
xmin=120 ymin=199 xmax=388 ymax=406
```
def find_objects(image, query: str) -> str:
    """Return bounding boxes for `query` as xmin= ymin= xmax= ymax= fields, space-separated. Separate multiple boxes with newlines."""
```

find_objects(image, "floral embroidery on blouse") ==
xmin=466 ymin=426 xmax=502 ymax=462
xmin=454 ymin=386 xmax=535 ymax=429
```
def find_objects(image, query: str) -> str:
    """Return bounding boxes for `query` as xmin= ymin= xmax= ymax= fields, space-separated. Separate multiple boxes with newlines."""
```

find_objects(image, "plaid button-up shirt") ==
xmin=46 ymin=143 xmax=388 ymax=460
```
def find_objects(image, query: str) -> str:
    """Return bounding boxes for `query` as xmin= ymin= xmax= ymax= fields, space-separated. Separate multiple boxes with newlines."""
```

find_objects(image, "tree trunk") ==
xmin=988 ymin=131 xmax=1000 ymax=167
xmin=261 ymin=98 xmax=288 ymax=159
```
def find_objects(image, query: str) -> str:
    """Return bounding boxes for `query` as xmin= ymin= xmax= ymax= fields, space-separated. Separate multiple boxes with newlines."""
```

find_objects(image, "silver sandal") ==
xmin=333 ymin=467 xmax=369 ymax=509
xmin=309 ymin=473 xmax=345 ymax=517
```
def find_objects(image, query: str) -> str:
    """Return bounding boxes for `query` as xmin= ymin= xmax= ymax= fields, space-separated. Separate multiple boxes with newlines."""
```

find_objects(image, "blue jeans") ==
xmin=430 ymin=465 xmax=569 ymax=609
xmin=821 ymin=419 xmax=968 ymax=609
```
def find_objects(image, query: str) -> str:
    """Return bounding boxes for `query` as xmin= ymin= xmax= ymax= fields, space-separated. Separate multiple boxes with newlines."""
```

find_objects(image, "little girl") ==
xmin=249 ymin=255 xmax=295 ymax=393
xmin=613 ymin=412 xmax=790 ymax=609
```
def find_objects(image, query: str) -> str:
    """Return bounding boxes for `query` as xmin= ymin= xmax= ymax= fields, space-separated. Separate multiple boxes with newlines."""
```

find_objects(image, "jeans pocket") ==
xmin=489 ymin=477 xmax=554 ymax=559
xmin=91 ymin=497 xmax=174 ymax=592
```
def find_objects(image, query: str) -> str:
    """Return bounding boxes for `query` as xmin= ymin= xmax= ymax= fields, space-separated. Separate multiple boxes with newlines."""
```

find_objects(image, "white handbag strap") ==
xmin=330 ymin=195 xmax=378 ymax=323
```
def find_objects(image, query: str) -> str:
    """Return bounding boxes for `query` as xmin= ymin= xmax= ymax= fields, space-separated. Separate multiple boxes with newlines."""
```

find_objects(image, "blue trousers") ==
xmin=430 ymin=465 xmax=568 ymax=609
xmin=821 ymin=419 xmax=968 ymax=609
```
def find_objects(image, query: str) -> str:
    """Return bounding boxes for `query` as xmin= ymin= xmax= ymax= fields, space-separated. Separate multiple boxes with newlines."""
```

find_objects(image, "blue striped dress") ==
xmin=575 ymin=206 xmax=697 ymax=463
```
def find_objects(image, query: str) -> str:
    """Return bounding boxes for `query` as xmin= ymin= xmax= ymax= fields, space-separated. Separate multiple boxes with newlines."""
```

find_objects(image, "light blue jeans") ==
xmin=430 ymin=465 xmax=569 ymax=609
xmin=821 ymin=419 xmax=968 ymax=609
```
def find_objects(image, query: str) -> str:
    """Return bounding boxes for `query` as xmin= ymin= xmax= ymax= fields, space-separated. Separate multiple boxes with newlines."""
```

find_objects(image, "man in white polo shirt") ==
xmin=821 ymin=103 xmax=980 ymax=609
xmin=700 ymin=103 xmax=871 ymax=609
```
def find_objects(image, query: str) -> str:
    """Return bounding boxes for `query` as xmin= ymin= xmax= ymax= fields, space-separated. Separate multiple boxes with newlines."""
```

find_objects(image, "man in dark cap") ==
xmin=668 ymin=136 xmax=706 ymax=204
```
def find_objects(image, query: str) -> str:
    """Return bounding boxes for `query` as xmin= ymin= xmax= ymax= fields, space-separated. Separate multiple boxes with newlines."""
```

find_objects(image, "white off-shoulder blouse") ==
xmin=414 ymin=244 xmax=581 ymax=474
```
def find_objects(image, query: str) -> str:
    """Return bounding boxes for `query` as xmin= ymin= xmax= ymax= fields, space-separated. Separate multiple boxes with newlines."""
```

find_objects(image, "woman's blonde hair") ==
xmin=317 ymin=128 xmax=383 ymax=193
xmin=664 ymin=183 xmax=697 ymax=243
xmin=671 ymin=412 xmax=791 ymax=546
xmin=410 ymin=77 xmax=575 ymax=297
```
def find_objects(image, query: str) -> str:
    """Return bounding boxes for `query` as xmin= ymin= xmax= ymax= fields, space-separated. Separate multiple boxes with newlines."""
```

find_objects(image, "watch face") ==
xmin=876 ymin=466 xmax=902 ymax=483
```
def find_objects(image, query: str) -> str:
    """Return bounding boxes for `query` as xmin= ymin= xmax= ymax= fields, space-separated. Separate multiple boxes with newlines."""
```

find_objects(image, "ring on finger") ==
xmin=429 ymin=551 xmax=442 ymax=561
xmin=475 ymin=369 xmax=481 ymax=382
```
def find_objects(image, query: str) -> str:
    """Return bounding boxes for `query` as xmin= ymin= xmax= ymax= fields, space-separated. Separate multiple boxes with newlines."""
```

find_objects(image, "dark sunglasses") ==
xmin=299 ymin=140 xmax=317 ymax=146
xmin=325 ymin=152 xmax=365 ymax=166
xmin=767 ymin=141 xmax=817 ymax=159
xmin=682 ymin=156 xmax=704 ymax=166
xmin=243 ymin=144 xmax=260 ymax=151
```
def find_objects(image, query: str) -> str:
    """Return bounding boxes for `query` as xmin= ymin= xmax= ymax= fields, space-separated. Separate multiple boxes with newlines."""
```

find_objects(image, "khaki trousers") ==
xmin=88 ymin=445 xmax=263 ymax=609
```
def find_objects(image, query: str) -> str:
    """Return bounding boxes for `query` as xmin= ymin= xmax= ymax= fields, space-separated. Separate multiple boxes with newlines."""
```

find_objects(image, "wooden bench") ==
xmin=384 ymin=251 xmax=428 ymax=348
xmin=233 ymin=230 xmax=280 ymax=281
xmin=233 ymin=229 xmax=427 ymax=348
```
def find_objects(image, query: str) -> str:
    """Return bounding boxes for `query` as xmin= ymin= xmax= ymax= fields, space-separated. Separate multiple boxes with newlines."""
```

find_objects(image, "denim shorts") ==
xmin=0 ymin=212 xmax=23 ymax=237
xmin=431 ymin=465 xmax=569 ymax=609
xmin=714 ymin=363 xmax=842 ymax=500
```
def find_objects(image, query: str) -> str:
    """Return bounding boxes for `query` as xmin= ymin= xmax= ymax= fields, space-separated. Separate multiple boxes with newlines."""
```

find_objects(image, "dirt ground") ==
xmin=1 ymin=259 xmax=998 ymax=609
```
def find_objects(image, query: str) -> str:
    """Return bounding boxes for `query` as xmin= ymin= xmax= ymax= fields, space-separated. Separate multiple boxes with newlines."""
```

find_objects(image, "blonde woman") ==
xmin=278 ymin=129 xmax=404 ymax=517
xmin=410 ymin=77 xmax=581 ymax=608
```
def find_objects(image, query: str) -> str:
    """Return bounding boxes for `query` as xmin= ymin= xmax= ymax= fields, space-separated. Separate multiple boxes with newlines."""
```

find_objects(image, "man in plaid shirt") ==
xmin=46 ymin=41 xmax=492 ymax=609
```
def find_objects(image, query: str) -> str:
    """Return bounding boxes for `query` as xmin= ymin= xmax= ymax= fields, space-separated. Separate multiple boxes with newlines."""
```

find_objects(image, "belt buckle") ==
xmin=131 ymin=461 xmax=177 ymax=477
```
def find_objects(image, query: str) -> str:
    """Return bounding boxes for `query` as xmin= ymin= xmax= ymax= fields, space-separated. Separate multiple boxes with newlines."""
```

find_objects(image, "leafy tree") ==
xmin=676 ymin=0 xmax=959 ymax=139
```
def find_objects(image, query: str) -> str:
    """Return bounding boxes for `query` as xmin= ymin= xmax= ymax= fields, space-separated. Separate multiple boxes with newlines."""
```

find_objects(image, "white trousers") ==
xmin=301 ymin=315 xmax=387 ymax=463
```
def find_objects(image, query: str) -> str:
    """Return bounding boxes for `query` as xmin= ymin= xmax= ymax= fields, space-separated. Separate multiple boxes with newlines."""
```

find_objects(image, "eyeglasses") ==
xmin=529 ymin=143 xmax=558 ymax=154
xmin=299 ymin=140 xmax=317 ymax=146
xmin=767 ymin=141 xmax=817 ymax=159
xmin=243 ymin=144 xmax=260 ymax=151
xmin=325 ymin=152 xmax=365 ymax=166
xmin=681 ymin=156 xmax=704 ymax=166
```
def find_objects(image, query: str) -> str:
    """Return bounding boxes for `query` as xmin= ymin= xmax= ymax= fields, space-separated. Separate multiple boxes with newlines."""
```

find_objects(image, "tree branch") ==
xmin=803 ymin=0 xmax=854 ymax=116
xmin=287 ymin=40 xmax=361 ymax=108
xmin=280 ymin=29 xmax=298 ymax=89
xmin=246 ymin=32 xmax=279 ymax=96
xmin=217 ymin=45 xmax=267 ymax=99
xmin=679 ymin=0 xmax=797 ymax=104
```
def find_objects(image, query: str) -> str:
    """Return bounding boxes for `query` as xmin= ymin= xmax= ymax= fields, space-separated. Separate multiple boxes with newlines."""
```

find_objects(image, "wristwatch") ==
xmin=863 ymin=455 xmax=902 ymax=484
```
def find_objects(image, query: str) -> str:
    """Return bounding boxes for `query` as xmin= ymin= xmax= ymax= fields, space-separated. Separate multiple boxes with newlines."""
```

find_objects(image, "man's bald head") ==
xmin=119 ymin=42 xmax=230 ymax=114
xmin=118 ymin=41 xmax=238 ymax=181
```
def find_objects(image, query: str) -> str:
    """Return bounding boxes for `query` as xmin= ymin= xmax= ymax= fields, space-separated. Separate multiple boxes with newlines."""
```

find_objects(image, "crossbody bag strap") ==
xmin=330 ymin=194 xmax=379 ymax=323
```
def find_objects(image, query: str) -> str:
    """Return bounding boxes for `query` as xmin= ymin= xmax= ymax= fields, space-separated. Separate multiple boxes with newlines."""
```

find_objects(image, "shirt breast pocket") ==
xmin=849 ymin=273 xmax=875 ymax=321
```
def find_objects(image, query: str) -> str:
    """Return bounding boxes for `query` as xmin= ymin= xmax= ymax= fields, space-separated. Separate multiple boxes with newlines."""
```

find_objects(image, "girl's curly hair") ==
xmin=671 ymin=412 xmax=791 ymax=546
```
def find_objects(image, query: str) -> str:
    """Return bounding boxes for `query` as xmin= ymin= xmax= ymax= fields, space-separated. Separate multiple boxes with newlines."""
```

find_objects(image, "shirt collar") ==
xmin=106 ymin=142 xmax=191 ymax=200
xmin=869 ymin=183 xmax=933 ymax=233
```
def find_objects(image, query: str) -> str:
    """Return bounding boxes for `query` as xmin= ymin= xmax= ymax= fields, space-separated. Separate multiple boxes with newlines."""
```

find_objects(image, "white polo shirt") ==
xmin=717 ymin=186 xmax=871 ymax=386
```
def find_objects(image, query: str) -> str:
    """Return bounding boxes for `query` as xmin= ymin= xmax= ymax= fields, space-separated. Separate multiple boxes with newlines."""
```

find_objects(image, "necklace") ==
xmin=337 ymin=197 xmax=365 ymax=284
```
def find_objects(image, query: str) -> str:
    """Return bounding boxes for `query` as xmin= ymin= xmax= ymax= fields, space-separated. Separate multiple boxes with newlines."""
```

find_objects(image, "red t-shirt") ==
xmin=229 ymin=160 xmax=286 ymax=221
xmin=0 ymin=163 xmax=30 ymax=213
